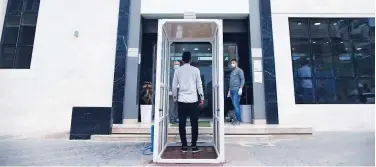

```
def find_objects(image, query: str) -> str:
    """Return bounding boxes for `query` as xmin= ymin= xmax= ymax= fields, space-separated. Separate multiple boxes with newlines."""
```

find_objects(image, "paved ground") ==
xmin=0 ymin=132 xmax=374 ymax=166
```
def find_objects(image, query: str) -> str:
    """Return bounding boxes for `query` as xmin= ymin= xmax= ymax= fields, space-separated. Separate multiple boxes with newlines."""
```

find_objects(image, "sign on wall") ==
xmin=128 ymin=48 xmax=139 ymax=57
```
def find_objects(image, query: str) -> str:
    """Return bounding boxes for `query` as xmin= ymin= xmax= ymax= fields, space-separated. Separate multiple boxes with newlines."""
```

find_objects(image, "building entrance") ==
xmin=170 ymin=42 xmax=213 ymax=118
xmin=153 ymin=19 xmax=225 ymax=164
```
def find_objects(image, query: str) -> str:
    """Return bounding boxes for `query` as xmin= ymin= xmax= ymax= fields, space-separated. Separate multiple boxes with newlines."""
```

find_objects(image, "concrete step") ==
xmin=111 ymin=124 xmax=313 ymax=135
xmin=90 ymin=134 xmax=313 ymax=143
xmin=91 ymin=134 xmax=175 ymax=142
xmin=91 ymin=134 xmax=274 ymax=143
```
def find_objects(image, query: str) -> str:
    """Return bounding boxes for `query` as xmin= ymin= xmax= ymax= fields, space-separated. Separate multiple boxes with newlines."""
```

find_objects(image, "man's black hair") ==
xmin=231 ymin=59 xmax=238 ymax=63
xmin=182 ymin=51 xmax=192 ymax=63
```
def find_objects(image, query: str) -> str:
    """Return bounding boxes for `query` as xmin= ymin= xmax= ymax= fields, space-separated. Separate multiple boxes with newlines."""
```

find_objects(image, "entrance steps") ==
xmin=90 ymin=123 xmax=313 ymax=142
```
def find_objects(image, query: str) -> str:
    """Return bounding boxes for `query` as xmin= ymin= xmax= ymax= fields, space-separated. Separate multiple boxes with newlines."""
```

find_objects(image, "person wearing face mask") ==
xmin=169 ymin=60 xmax=181 ymax=124
xmin=227 ymin=59 xmax=245 ymax=125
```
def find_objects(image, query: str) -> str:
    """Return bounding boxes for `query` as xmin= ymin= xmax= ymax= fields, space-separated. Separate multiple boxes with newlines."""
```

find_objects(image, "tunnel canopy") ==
xmin=161 ymin=20 xmax=219 ymax=42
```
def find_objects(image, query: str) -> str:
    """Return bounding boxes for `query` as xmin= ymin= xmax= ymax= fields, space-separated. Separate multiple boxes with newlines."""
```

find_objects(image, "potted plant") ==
xmin=140 ymin=81 xmax=154 ymax=123
xmin=240 ymin=81 xmax=253 ymax=123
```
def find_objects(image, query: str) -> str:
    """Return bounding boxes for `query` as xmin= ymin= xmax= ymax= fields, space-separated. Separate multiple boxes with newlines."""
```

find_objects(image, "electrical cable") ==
xmin=142 ymin=143 xmax=152 ymax=155
xmin=141 ymin=125 xmax=154 ymax=155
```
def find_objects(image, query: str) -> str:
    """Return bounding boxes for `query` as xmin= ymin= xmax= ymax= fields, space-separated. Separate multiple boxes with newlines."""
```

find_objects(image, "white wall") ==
xmin=271 ymin=0 xmax=375 ymax=131
xmin=0 ymin=0 xmax=7 ymax=38
xmin=141 ymin=0 xmax=249 ymax=18
xmin=271 ymin=0 xmax=375 ymax=14
xmin=0 ymin=0 xmax=119 ymax=136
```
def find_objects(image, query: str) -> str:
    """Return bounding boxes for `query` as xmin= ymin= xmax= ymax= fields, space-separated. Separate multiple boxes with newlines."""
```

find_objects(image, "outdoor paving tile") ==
xmin=0 ymin=132 xmax=374 ymax=166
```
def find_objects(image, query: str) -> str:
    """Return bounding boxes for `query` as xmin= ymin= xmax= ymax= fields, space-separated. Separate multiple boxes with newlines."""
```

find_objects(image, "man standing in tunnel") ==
xmin=172 ymin=51 xmax=204 ymax=153
xmin=169 ymin=60 xmax=181 ymax=124
xmin=227 ymin=59 xmax=245 ymax=125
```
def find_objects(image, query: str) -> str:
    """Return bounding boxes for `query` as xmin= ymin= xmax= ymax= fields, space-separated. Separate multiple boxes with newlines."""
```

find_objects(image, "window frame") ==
xmin=0 ymin=0 xmax=40 ymax=69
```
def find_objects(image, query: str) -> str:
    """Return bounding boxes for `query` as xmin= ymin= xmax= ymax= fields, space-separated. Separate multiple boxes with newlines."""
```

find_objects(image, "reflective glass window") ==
xmin=289 ymin=18 xmax=375 ymax=104
xmin=0 ymin=0 xmax=40 ymax=69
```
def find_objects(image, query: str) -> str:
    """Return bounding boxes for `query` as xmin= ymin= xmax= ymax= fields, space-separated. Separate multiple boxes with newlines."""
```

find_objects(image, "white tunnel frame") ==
xmin=153 ymin=19 xmax=225 ymax=164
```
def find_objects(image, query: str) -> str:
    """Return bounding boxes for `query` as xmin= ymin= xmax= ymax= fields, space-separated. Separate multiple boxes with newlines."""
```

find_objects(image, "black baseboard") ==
xmin=69 ymin=107 xmax=112 ymax=140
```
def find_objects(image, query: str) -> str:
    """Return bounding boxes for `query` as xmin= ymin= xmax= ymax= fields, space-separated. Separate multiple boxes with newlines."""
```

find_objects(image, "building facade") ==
xmin=0 ymin=0 xmax=374 ymax=136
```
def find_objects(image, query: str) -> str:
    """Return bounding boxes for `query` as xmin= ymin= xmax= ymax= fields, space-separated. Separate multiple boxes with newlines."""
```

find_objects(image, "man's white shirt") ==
xmin=172 ymin=64 xmax=204 ymax=103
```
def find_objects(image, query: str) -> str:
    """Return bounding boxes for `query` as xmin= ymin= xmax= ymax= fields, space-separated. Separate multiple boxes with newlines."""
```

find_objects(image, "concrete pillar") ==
xmin=249 ymin=0 xmax=267 ymax=124
xmin=123 ymin=0 xmax=142 ymax=124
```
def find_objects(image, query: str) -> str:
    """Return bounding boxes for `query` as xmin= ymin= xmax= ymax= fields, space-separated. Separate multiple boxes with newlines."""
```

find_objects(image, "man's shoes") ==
xmin=181 ymin=146 xmax=188 ymax=153
xmin=231 ymin=120 xmax=241 ymax=126
xmin=191 ymin=146 xmax=200 ymax=153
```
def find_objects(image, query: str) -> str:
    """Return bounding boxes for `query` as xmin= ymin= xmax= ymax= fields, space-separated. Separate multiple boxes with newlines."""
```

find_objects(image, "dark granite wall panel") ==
xmin=112 ymin=0 xmax=130 ymax=124
xmin=260 ymin=0 xmax=279 ymax=124
xmin=70 ymin=107 xmax=112 ymax=140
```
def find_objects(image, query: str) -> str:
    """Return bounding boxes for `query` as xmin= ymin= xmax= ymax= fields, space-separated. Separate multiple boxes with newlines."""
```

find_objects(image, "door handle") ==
xmin=212 ymin=84 xmax=219 ymax=89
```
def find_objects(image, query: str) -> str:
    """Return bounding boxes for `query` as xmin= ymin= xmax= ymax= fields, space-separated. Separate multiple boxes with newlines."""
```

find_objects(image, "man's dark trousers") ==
xmin=177 ymin=102 xmax=199 ymax=147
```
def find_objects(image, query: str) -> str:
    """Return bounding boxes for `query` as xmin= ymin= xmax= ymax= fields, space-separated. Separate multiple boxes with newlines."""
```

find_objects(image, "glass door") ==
xmin=211 ymin=20 xmax=225 ymax=162
xmin=153 ymin=21 xmax=170 ymax=162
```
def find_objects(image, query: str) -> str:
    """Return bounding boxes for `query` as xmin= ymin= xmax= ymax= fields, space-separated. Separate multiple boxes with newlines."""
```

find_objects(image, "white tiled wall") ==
xmin=141 ymin=0 xmax=249 ymax=18
xmin=271 ymin=0 xmax=375 ymax=131
xmin=0 ymin=0 xmax=119 ymax=136
xmin=271 ymin=0 xmax=374 ymax=14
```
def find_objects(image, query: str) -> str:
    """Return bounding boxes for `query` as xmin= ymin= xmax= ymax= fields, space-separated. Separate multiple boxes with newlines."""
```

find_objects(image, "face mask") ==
xmin=231 ymin=63 xmax=236 ymax=68
xmin=174 ymin=65 xmax=180 ymax=69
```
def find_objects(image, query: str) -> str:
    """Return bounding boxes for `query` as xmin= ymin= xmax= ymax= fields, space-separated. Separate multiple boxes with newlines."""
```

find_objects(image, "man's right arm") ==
xmin=172 ymin=70 xmax=179 ymax=99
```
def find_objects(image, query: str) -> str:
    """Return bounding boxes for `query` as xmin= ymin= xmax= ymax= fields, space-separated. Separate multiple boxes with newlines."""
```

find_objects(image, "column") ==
xmin=249 ymin=0 xmax=267 ymax=124
xmin=112 ymin=0 xmax=131 ymax=124
xmin=122 ymin=0 xmax=142 ymax=124
xmin=259 ymin=0 xmax=279 ymax=124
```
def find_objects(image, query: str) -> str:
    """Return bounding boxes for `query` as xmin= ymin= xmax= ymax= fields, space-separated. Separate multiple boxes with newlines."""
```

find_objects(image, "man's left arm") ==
xmin=239 ymin=69 xmax=245 ymax=88
xmin=195 ymin=69 xmax=205 ymax=101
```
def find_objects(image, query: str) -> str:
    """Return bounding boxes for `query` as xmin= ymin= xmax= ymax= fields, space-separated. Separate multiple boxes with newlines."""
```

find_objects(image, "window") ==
xmin=289 ymin=18 xmax=375 ymax=104
xmin=0 ymin=0 xmax=40 ymax=69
